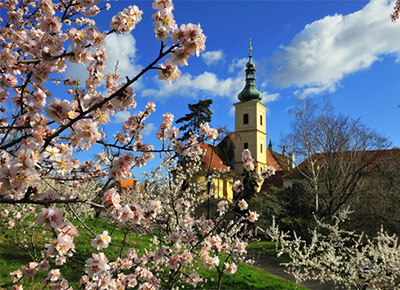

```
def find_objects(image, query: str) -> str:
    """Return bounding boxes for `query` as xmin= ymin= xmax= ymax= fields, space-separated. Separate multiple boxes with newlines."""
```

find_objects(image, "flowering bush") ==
xmin=0 ymin=1 xmax=272 ymax=289
xmin=268 ymin=208 xmax=400 ymax=290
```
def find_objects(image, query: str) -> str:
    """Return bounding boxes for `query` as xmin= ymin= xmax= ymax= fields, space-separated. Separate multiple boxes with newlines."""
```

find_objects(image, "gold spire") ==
xmin=249 ymin=38 xmax=252 ymax=57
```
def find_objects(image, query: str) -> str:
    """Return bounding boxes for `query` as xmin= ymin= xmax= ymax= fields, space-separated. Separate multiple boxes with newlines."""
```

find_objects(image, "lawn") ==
xmin=248 ymin=240 xmax=291 ymax=261
xmin=0 ymin=217 xmax=308 ymax=289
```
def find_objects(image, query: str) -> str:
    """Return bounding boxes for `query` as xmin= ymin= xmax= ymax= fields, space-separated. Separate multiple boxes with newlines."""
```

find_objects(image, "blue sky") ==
xmin=66 ymin=0 xmax=400 ymax=172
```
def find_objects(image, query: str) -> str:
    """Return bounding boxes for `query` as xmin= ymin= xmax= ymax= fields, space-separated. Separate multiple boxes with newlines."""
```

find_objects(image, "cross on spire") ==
xmin=249 ymin=38 xmax=252 ymax=57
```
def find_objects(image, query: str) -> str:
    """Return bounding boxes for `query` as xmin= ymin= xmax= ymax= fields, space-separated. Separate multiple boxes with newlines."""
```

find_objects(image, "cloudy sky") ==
xmin=67 ymin=0 xmax=400 ymax=170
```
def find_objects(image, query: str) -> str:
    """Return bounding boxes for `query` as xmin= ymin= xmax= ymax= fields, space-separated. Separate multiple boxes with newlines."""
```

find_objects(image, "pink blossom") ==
xmin=52 ymin=278 xmax=70 ymax=290
xmin=156 ymin=113 xmax=175 ymax=140
xmin=48 ymin=234 xmax=74 ymax=257
xmin=10 ymin=270 xmax=23 ymax=283
xmin=47 ymin=269 xmax=60 ymax=282
xmin=85 ymin=252 xmax=110 ymax=280
xmin=21 ymin=262 xmax=38 ymax=277
xmin=238 ymin=199 xmax=248 ymax=211
xmin=241 ymin=149 xmax=255 ymax=171
xmin=248 ymin=211 xmax=259 ymax=223
xmin=224 ymin=262 xmax=238 ymax=274
xmin=120 ymin=204 xmax=135 ymax=223
xmin=6 ymin=220 xmax=15 ymax=229
xmin=199 ymin=122 xmax=218 ymax=141
xmin=232 ymin=180 xmax=244 ymax=193
xmin=55 ymin=256 xmax=66 ymax=266
xmin=91 ymin=231 xmax=111 ymax=250
xmin=37 ymin=207 xmax=63 ymax=229
xmin=203 ymin=255 xmax=219 ymax=269
xmin=185 ymin=273 xmax=201 ymax=287
xmin=101 ymin=189 xmax=121 ymax=209
xmin=217 ymin=200 xmax=229 ymax=214
xmin=258 ymin=166 xmax=276 ymax=182
xmin=44 ymin=98 xmax=75 ymax=125
xmin=157 ymin=59 xmax=181 ymax=84
xmin=111 ymin=5 xmax=143 ymax=34
xmin=37 ymin=260 xmax=50 ymax=271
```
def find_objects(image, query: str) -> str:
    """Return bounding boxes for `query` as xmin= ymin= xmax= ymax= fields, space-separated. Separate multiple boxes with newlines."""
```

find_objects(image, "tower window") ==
xmin=260 ymin=143 xmax=263 ymax=153
xmin=260 ymin=115 xmax=263 ymax=126
xmin=243 ymin=114 xmax=249 ymax=124
xmin=244 ymin=143 xmax=248 ymax=150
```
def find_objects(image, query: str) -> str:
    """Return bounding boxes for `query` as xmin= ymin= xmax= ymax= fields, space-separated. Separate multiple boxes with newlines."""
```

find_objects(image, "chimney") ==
xmin=288 ymin=152 xmax=295 ymax=170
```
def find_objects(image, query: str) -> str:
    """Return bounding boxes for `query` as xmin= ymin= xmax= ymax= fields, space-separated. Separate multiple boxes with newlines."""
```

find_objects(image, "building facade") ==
xmin=193 ymin=41 xmax=293 ymax=198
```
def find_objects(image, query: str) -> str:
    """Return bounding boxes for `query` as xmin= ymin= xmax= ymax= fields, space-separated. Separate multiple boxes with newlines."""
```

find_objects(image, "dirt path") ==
xmin=247 ymin=250 xmax=344 ymax=290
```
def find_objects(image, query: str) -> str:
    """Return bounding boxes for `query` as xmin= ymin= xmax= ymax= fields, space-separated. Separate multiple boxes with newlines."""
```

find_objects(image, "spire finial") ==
xmin=249 ymin=38 xmax=252 ymax=57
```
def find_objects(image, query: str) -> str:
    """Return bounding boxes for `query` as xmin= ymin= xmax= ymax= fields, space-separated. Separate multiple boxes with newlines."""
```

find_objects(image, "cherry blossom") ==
xmin=199 ymin=122 xmax=218 ymax=140
xmin=241 ymin=149 xmax=255 ymax=171
xmin=248 ymin=211 xmax=259 ymax=223
xmin=91 ymin=231 xmax=111 ymax=250
xmin=37 ymin=207 xmax=63 ymax=229
xmin=157 ymin=59 xmax=181 ymax=84
xmin=224 ymin=262 xmax=238 ymax=274
xmin=238 ymin=199 xmax=248 ymax=211
xmin=0 ymin=1 xmax=269 ymax=289
xmin=85 ymin=252 xmax=110 ymax=280
xmin=111 ymin=5 xmax=143 ymax=34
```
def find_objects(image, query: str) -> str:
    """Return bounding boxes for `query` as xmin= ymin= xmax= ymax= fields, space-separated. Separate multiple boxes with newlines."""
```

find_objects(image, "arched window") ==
xmin=260 ymin=143 xmax=263 ymax=153
xmin=244 ymin=143 xmax=248 ymax=149
xmin=260 ymin=115 xmax=263 ymax=126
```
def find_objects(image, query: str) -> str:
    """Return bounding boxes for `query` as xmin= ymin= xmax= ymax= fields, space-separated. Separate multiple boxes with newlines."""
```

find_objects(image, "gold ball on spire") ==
xmin=249 ymin=38 xmax=252 ymax=52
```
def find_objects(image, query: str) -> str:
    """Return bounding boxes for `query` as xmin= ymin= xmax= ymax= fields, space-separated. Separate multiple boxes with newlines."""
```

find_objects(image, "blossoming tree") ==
xmin=0 ymin=1 xmax=275 ymax=289
xmin=268 ymin=208 xmax=400 ymax=290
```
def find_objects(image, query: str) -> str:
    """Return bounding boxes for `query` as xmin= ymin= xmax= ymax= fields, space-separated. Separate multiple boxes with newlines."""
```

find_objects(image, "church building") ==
xmin=195 ymin=41 xmax=295 ymax=199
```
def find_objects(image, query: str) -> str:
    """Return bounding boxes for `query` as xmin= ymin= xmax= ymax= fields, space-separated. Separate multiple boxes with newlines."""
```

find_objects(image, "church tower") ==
xmin=234 ymin=40 xmax=267 ymax=174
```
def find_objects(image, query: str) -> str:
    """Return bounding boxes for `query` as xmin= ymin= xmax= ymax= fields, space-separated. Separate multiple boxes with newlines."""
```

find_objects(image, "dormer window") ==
xmin=243 ymin=114 xmax=249 ymax=124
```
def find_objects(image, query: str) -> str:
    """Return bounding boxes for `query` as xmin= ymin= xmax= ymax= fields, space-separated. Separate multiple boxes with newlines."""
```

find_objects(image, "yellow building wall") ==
xmin=234 ymin=100 xmax=267 ymax=174
xmin=191 ymin=172 xmax=234 ymax=200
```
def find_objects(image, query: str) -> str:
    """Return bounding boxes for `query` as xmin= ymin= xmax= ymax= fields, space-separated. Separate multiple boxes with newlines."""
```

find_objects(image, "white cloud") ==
xmin=113 ymin=111 xmax=131 ymax=123
xmin=228 ymin=106 xmax=235 ymax=116
xmin=229 ymin=58 xmax=247 ymax=73
xmin=201 ymin=50 xmax=224 ymax=66
xmin=105 ymin=33 xmax=142 ymax=78
xmin=294 ymin=87 xmax=333 ymax=99
xmin=142 ymin=72 xmax=244 ymax=101
xmin=261 ymin=91 xmax=280 ymax=103
xmin=142 ymin=123 xmax=156 ymax=136
xmin=270 ymin=0 xmax=400 ymax=95
xmin=284 ymin=105 xmax=294 ymax=113
xmin=65 ymin=34 xmax=142 ymax=88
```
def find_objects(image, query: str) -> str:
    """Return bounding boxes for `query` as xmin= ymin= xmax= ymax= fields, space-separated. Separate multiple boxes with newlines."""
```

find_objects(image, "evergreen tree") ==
xmin=176 ymin=99 xmax=213 ymax=141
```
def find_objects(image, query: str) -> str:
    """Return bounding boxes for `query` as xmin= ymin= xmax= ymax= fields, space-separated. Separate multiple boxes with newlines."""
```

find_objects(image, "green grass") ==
xmin=247 ymin=240 xmax=291 ymax=261
xmin=196 ymin=262 xmax=309 ymax=290
xmin=0 ymin=218 xmax=307 ymax=290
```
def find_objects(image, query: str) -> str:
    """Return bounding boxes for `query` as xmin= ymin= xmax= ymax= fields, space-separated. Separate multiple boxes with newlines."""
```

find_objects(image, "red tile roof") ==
xmin=266 ymin=150 xmax=285 ymax=171
xmin=120 ymin=178 xmax=135 ymax=189
xmin=200 ymin=142 xmax=229 ymax=171
xmin=200 ymin=135 xmax=290 ymax=175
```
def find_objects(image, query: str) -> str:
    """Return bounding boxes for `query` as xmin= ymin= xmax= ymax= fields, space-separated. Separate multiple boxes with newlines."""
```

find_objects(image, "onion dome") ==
xmin=238 ymin=39 xmax=263 ymax=102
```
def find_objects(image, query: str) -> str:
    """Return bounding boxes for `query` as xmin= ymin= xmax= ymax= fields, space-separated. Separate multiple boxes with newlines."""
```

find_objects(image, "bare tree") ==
xmin=284 ymin=98 xmax=391 ymax=218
